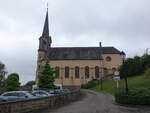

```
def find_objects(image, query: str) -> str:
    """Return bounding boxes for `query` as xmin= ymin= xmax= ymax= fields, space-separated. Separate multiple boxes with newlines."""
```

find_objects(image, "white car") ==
xmin=32 ymin=90 xmax=53 ymax=97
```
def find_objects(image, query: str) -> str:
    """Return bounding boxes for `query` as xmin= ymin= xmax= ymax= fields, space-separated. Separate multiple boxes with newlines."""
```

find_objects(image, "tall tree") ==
xmin=120 ymin=54 xmax=150 ymax=78
xmin=0 ymin=61 xmax=7 ymax=87
xmin=5 ymin=73 xmax=20 ymax=91
xmin=38 ymin=61 xmax=55 ymax=89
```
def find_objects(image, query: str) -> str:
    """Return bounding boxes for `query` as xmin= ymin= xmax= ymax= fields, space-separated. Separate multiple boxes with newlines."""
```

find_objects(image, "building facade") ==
xmin=36 ymin=10 xmax=125 ymax=87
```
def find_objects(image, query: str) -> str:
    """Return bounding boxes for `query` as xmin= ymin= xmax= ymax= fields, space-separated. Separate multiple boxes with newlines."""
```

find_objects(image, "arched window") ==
xmin=75 ymin=66 xmax=80 ymax=78
xmin=95 ymin=66 xmax=99 ymax=78
xmin=85 ymin=66 xmax=89 ymax=78
xmin=65 ymin=66 xmax=69 ymax=78
xmin=55 ymin=67 xmax=59 ymax=78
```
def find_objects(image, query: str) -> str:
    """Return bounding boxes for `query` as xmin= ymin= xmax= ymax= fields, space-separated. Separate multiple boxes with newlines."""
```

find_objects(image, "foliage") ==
xmin=81 ymin=79 xmax=99 ymax=89
xmin=119 ymin=54 xmax=150 ymax=78
xmin=104 ymin=74 xmax=113 ymax=79
xmin=0 ymin=61 xmax=7 ymax=87
xmin=5 ymin=73 xmax=20 ymax=91
xmin=144 ymin=68 xmax=150 ymax=79
xmin=38 ymin=61 xmax=55 ymax=89
xmin=24 ymin=81 xmax=35 ymax=87
xmin=91 ymin=75 xmax=150 ymax=96
xmin=141 ymin=54 xmax=150 ymax=71
xmin=115 ymin=87 xmax=150 ymax=105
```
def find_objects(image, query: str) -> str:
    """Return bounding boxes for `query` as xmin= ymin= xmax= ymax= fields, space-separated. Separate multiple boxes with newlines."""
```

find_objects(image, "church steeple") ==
xmin=38 ymin=7 xmax=52 ymax=61
xmin=42 ymin=8 xmax=49 ymax=37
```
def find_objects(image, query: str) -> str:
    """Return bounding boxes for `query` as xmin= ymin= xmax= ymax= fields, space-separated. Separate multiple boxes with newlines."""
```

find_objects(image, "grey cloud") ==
xmin=0 ymin=0 xmax=150 ymax=84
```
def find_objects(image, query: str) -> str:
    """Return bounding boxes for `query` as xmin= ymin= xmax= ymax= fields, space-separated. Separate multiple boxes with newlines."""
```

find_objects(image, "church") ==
xmin=36 ymin=9 xmax=125 ymax=87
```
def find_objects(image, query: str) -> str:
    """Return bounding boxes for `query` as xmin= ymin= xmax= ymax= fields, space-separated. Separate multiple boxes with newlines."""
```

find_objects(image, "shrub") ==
xmin=81 ymin=79 xmax=99 ymax=89
xmin=115 ymin=87 xmax=150 ymax=105
xmin=144 ymin=68 xmax=150 ymax=79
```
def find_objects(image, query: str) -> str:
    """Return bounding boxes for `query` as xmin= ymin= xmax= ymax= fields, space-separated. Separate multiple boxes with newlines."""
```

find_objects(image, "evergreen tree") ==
xmin=38 ymin=61 xmax=55 ymax=89
xmin=0 ymin=61 xmax=7 ymax=87
xmin=5 ymin=73 xmax=20 ymax=91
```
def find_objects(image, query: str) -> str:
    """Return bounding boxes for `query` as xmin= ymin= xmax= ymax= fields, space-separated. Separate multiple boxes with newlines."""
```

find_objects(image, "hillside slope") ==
xmin=91 ymin=75 xmax=150 ymax=95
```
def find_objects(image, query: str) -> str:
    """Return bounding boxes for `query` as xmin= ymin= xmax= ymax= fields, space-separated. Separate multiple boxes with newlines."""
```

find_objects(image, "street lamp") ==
xmin=99 ymin=70 xmax=103 ymax=90
xmin=121 ymin=51 xmax=128 ymax=94
xmin=99 ymin=42 xmax=103 ymax=90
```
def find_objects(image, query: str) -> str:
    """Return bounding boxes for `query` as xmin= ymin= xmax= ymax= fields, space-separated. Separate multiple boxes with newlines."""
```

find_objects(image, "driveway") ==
xmin=47 ymin=90 xmax=150 ymax=113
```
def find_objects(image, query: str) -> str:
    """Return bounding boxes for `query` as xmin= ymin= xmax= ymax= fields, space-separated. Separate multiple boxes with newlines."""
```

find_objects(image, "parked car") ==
xmin=1 ymin=91 xmax=35 ymax=99
xmin=47 ymin=89 xmax=55 ymax=94
xmin=33 ymin=88 xmax=55 ymax=95
xmin=32 ymin=90 xmax=53 ymax=97
xmin=33 ymin=88 xmax=71 ymax=95
xmin=61 ymin=89 xmax=71 ymax=94
xmin=54 ymin=89 xmax=62 ymax=94
xmin=0 ymin=95 xmax=26 ymax=102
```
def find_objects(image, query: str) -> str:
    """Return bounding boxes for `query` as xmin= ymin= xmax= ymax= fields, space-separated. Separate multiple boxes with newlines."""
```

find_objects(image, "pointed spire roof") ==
xmin=42 ymin=8 xmax=49 ymax=37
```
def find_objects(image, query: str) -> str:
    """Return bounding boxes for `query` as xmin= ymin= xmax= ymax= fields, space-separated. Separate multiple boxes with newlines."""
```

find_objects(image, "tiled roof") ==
xmin=46 ymin=47 xmax=121 ymax=60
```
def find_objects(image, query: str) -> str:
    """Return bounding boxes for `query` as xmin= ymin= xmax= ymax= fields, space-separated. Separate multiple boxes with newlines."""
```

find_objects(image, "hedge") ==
xmin=81 ymin=79 xmax=99 ymax=89
xmin=115 ymin=87 xmax=150 ymax=105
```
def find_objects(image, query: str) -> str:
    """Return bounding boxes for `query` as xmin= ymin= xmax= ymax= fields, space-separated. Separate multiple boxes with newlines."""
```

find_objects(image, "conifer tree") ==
xmin=38 ymin=61 xmax=55 ymax=89
xmin=0 ymin=61 xmax=7 ymax=87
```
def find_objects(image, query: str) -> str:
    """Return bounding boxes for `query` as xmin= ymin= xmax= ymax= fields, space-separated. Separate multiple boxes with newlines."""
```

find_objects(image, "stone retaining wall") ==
xmin=0 ymin=90 xmax=80 ymax=113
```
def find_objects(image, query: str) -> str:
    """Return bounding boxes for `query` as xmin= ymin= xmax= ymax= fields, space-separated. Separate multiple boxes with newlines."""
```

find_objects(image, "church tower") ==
xmin=36 ymin=9 xmax=51 ymax=83
xmin=38 ymin=9 xmax=52 ymax=61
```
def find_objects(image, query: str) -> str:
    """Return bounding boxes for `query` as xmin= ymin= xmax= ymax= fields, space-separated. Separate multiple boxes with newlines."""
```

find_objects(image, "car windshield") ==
xmin=2 ymin=92 xmax=17 ymax=96
xmin=18 ymin=92 xmax=27 ymax=97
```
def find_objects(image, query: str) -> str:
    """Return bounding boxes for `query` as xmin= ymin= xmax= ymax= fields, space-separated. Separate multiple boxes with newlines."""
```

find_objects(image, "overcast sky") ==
xmin=0 ymin=0 xmax=150 ymax=84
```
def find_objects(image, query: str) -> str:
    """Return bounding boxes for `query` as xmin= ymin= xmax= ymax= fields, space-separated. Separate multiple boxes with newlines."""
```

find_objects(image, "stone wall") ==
xmin=0 ymin=90 xmax=80 ymax=113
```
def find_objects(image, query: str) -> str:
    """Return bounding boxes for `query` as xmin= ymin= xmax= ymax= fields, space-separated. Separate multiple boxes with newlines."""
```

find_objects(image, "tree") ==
xmin=0 ymin=61 xmax=7 ymax=87
xmin=5 ymin=73 xmax=20 ymax=91
xmin=119 ymin=54 xmax=150 ymax=78
xmin=144 ymin=68 xmax=150 ymax=79
xmin=38 ymin=61 xmax=55 ymax=89
xmin=141 ymin=54 xmax=150 ymax=71
xmin=24 ymin=81 xmax=35 ymax=87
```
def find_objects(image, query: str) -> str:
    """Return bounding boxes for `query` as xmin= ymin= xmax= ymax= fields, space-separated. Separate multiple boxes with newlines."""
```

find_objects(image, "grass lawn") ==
xmin=91 ymin=75 xmax=150 ymax=96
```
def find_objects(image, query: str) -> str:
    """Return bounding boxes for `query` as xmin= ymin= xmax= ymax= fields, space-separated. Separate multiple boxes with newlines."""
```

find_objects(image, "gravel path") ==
xmin=47 ymin=90 xmax=150 ymax=113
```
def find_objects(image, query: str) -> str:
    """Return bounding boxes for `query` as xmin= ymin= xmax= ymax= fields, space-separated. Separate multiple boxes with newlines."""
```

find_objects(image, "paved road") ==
xmin=48 ymin=90 xmax=150 ymax=113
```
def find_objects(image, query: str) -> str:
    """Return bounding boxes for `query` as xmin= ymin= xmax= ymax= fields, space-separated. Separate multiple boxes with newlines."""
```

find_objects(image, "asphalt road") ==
xmin=47 ymin=90 xmax=150 ymax=113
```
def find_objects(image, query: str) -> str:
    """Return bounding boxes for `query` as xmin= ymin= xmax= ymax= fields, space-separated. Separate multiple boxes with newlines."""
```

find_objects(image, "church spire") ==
xmin=42 ymin=7 xmax=49 ymax=37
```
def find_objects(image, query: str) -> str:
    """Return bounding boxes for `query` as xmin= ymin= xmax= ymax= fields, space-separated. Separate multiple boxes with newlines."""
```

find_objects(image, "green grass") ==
xmin=91 ymin=75 xmax=150 ymax=96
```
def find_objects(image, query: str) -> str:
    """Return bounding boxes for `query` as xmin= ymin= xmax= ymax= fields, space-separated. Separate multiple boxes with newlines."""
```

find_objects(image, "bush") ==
xmin=144 ymin=68 xmax=150 ymax=79
xmin=81 ymin=79 xmax=99 ymax=89
xmin=115 ymin=87 xmax=150 ymax=105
